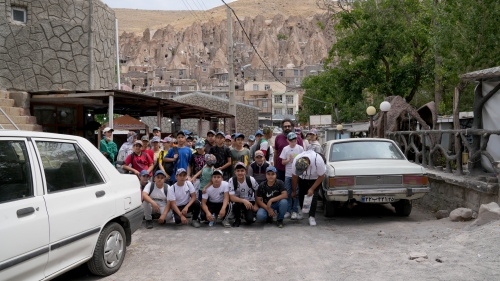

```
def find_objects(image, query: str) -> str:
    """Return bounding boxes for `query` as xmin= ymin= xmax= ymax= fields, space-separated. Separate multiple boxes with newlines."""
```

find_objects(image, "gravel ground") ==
xmin=54 ymin=202 xmax=500 ymax=281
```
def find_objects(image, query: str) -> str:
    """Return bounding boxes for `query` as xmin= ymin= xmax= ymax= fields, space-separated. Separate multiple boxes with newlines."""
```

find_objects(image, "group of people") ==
xmin=99 ymin=119 xmax=326 ymax=229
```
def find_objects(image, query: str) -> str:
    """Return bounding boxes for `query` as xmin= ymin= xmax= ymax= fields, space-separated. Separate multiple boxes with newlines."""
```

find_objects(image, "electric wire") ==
xmin=192 ymin=0 xmax=211 ymax=21
xmin=181 ymin=0 xmax=203 ymax=23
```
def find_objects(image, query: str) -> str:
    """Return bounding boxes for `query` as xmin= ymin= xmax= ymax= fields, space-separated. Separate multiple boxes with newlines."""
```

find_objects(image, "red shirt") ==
xmin=142 ymin=149 xmax=154 ymax=163
xmin=125 ymin=152 xmax=153 ymax=175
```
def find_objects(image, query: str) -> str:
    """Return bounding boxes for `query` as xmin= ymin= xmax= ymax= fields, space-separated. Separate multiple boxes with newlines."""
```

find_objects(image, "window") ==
xmin=179 ymin=70 xmax=184 ymax=76
xmin=253 ymin=84 xmax=259 ymax=91
xmin=300 ymin=70 xmax=304 ymax=76
xmin=202 ymin=67 xmax=207 ymax=72
xmin=176 ymin=86 xmax=181 ymax=93
xmin=274 ymin=95 xmax=282 ymax=104
xmin=248 ymin=101 xmax=254 ymax=106
xmin=189 ymin=86 xmax=194 ymax=91
xmin=12 ymin=7 xmax=26 ymax=23
xmin=294 ymin=78 xmax=299 ymax=84
xmin=274 ymin=108 xmax=282 ymax=115
xmin=278 ymin=71 xmax=284 ymax=77
xmin=75 ymin=146 xmax=104 ymax=186
xmin=287 ymin=108 xmax=294 ymax=115
xmin=264 ymin=84 xmax=270 ymax=90
xmin=294 ymin=70 xmax=299 ymax=76
xmin=286 ymin=95 xmax=294 ymax=104
xmin=0 ymin=140 xmax=33 ymax=203
xmin=262 ymin=101 xmax=268 ymax=108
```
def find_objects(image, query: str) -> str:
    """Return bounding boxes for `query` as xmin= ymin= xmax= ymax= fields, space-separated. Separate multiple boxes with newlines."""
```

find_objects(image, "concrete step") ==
xmin=0 ymin=106 xmax=26 ymax=116
xmin=0 ymin=99 xmax=15 ymax=107
xmin=0 ymin=123 xmax=43 ymax=131
xmin=0 ymin=91 xmax=9 ymax=99
xmin=0 ymin=115 xmax=37 ymax=125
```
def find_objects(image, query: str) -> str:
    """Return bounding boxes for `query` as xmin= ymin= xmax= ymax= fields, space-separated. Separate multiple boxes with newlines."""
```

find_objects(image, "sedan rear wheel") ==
xmin=88 ymin=222 xmax=126 ymax=276
xmin=394 ymin=199 xmax=412 ymax=216
xmin=323 ymin=200 xmax=338 ymax=217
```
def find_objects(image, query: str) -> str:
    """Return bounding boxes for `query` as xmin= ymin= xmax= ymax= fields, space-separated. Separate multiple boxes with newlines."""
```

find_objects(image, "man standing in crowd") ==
xmin=123 ymin=140 xmax=154 ymax=177
xmin=256 ymin=166 xmax=288 ymax=228
xmin=200 ymin=170 xmax=232 ymax=227
xmin=247 ymin=150 xmax=269 ymax=185
xmin=291 ymin=149 xmax=326 ymax=226
xmin=275 ymin=119 xmax=303 ymax=182
xmin=279 ymin=132 xmax=304 ymax=220
xmin=100 ymin=127 xmax=117 ymax=166
xmin=142 ymin=170 xmax=172 ymax=229
xmin=204 ymin=130 xmax=216 ymax=154
xmin=228 ymin=162 xmax=259 ymax=227
xmin=164 ymin=130 xmax=193 ymax=183
xmin=164 ymin=168 xmax=201 ymax=228
xmin=249 ymin=130 xmax=263 ymax=160
xmin=210 ymin=131 xmax=232 ymax=181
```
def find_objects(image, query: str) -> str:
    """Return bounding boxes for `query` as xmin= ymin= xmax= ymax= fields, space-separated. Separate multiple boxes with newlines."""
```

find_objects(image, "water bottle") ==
xmin=209 ymin=213 xmax=216 ymax=226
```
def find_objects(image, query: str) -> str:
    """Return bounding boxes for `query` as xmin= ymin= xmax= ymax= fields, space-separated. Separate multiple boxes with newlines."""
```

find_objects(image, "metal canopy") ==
xmin=30 ymin=89 xmax=234 ymax=120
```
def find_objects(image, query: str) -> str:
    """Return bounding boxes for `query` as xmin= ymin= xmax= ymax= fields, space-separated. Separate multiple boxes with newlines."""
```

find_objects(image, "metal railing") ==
xmin=0 ymin=107 xmax=20 ymax=130
xmin=387 ymin=129 xmax=500 ymax=176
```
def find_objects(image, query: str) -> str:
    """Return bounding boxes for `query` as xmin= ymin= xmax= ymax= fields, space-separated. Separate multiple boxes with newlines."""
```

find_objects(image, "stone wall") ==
xmin=173 ymin=93 xmax=259 ymax=138
xmin=0 ymin=0 xmax=116 ymax=91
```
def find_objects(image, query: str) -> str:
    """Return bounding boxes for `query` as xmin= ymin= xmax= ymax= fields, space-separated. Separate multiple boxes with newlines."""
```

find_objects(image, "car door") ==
xmin=33 ymin=139 xmax=116 ymax=278
xmin=0 ymin=138 xmax=49 ymax=281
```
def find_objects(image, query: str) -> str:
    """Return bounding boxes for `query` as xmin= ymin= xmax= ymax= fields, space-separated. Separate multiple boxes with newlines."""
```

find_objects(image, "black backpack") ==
xmin=160 ymin=147 xmax=178 ymax=176
xmin=148 ymin=181 xmax=168 ymax=197
xmin=232 ymin=175 xmax=255 ymax=193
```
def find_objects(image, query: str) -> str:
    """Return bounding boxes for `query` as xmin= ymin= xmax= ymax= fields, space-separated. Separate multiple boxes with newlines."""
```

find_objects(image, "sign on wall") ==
xmin=309 ymin=115 xmax=332 ymax=125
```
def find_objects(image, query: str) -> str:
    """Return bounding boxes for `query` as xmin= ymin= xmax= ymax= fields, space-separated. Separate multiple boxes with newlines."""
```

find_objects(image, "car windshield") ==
xmin=329 ymin=141 xmax=404 ymax=162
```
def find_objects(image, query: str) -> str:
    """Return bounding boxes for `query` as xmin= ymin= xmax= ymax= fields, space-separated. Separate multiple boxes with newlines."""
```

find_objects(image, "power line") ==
xmin=181 ymin=0 xmax=203 ymax=23
xmin=191 ymin=0 xmax=210 ymax=22
xmin=221 ymin=0 xmax=301 ymax=90
xmin=198 ymin=0 xmax=211 ymax=13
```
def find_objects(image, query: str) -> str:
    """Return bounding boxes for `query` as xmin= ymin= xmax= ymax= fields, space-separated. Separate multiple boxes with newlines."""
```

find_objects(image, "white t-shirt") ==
xmin=280 ymin=144 xmax=304 ymax=177
xmin=143 ymin=182 xmax=169 ymax=208
xmin=228 ymin=176 xmax=259 ymax=201
xmin=292 ymin=150 xmax=326 ymax=180
xmin=202 ymin=181 xmax=229 ymax=203
xmin=167 ymin=181 xmax=195 ymax=206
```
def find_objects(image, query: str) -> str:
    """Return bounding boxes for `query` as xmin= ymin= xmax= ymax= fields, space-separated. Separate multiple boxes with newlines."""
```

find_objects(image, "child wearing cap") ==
xmin=100 ymin=127 xmax=117 ymax=166
xmin=230 ymin=133 xmax=250 ymax=177
xmin=204 ymin=130 xmax=216 ymax=154
xmin=142 ymin=170 xmax=172 ymax=229
xmin=141 ymin=135 xmax=154 ymax=161
xmin=123 ymin=140 xmax=154 ymax=177
xmin=256 ymin=166 xmax=288 ymax=228
xmin=117 ymin=131 xmax=137 ymax=163
xmin=249 ymin=130 xmax=263 ymax=160
xmin=163 ymin=130 xmax=193 ymax=184
xmin=164 ymin=168 xmax=201 ymax=228
xmin=188 ymin=139 xmax=206 ymax=193
xmin=306 ymin=129 xmax=322 ymax=154
xmin=248 ymin=150 xmax=270 ymax=185
xmin=192 ymin=154 xmax=216 ymax=200
xmin=228 ymin=162 xmax=259 ymax=227
xmin=279 ymin=132 xmax=304 ymax=220
xmin=224 ymin=135 xmax=232 ymax=148
xmin=201 ymin=170 xmax=232 ymax=227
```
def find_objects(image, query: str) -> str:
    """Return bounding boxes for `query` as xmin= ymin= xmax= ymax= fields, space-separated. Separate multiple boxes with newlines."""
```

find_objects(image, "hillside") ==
xmin=114 ymin=0 xmax=326 ymax=34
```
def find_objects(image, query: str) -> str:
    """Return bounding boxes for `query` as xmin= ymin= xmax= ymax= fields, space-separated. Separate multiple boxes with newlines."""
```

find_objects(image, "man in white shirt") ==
xmin=291 ymin=150 xmax=326 ymax=226
xmin=142 ymin=170 xmax=173 ymax=229
xmin=201 ymin=169 xmax=231 ymax=227
xmin=164 ymin=168 xmax=201 ymax=228
xmin=228 ymin=162 xmax=259 ymax=227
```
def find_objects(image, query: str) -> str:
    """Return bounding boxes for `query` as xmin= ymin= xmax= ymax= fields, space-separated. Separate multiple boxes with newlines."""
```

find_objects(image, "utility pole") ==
xmin=227 ymin=7 xmax=236 ymax=133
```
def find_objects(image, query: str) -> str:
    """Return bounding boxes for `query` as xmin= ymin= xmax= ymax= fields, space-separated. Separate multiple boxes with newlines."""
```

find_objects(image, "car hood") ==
xmin=328 ymin=159 xmax=425 ymax=176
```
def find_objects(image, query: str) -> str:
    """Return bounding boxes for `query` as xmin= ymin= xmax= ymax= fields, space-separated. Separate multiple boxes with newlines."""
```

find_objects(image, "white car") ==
xmin=0 ymin=131 xmax=143 ymax=280
xmin=320 ymin=138 xmax=430 ymax=217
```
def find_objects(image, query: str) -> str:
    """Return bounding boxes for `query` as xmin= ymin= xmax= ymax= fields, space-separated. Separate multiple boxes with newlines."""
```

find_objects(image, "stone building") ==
xmin=0 ymin=0 xmax=116 ymax=91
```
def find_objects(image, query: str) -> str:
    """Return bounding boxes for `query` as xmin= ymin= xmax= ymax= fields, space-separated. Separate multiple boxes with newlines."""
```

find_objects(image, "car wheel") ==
xmin=323 ymin=200 xmax=338 ymax=217
xmin=88 ymin=222 xmax=126 ymax=276
xmin=394 ymin=200 xmax=412 ymax=216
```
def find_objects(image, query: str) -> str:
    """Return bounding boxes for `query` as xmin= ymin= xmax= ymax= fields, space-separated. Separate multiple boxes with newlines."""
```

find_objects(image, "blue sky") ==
xmin=101 ymin=0 xmax=238 ymax=10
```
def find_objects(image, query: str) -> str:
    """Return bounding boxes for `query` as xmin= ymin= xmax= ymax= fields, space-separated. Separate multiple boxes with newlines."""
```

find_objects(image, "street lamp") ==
xmin=336 ymin=124 xmax=343 ymax=139
xmin=366 ymin=106 xmax=376 ymax=138
xmin=379 ymin=101 xmax=391 ymax=138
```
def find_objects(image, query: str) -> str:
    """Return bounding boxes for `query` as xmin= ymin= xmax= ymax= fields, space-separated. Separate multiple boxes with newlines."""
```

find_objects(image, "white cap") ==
xmin=103 ymin=127 xmax=114 ymax=133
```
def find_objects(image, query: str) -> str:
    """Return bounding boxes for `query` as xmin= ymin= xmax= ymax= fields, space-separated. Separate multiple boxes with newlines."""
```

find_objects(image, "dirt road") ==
xmin=55 ymin=202 xmax=500 ymax=280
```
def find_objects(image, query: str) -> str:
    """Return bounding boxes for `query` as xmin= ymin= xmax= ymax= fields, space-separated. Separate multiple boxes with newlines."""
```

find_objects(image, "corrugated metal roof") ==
xmin=460 ymin=66 xmax=500 ymax=81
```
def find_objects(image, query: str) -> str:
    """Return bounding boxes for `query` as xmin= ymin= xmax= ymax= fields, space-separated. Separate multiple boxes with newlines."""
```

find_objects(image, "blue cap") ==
xmin=234 ymin=133 xmax=245 ymax=140
xmin=216 ymin=131 xmax=225 ymax=137
xmin=248 ymin=135 xmax=255 ymax=141
xmin=177 ymin=130 xmax=191 ymax=136
xmin=154 ymin=170 xmax=167 ymax=177
xmin=153 ymin=126 xmax=161 ymax=131
xmin=140 ymin=170 xmax=150 ymax=177
xmin=255 ymin=130 xmax=263 ymax=136
xmin=195 ymin=139 xmax=205 ymax=149
xmin=176 ymin=168 xmax=187 ymax=175
xmin=207 ymin=130 xmax=216 ymax=136
xmin=266 ymin=166 xmax=277 ymax=173
xmin=287 ymin=132 xmax=297 ymax=140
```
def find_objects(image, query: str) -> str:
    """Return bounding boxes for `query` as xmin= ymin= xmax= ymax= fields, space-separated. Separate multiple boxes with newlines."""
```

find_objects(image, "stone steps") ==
xmin=0 ymin=115 xmax=37 ymax=125
xmin=0 ymin=91 xmax=42 ymax=132
xmin=0 ymin=123 xmax=43 ymax=131
xmin=0 ymin=99 xmax=15 ymax=107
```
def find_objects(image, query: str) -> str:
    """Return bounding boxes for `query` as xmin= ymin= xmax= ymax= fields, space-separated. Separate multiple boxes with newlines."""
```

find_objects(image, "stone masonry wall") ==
xmin=0 ymin=0 xmax=115 ymax=91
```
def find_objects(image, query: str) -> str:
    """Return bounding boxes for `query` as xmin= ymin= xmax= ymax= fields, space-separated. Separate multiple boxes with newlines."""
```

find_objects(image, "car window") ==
xmin=329 ymin=141 xmax=404 ymax=162
xmin=75 ymin=145 xmax=104 ymax=186
xmin=0 ymin=140 xmax=33 ymax=203
xmin=37 ymin=141 xmax=85 ymax=193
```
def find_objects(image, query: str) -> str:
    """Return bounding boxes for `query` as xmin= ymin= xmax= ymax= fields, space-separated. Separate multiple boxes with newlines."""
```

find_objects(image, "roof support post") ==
xmin=157 ymin=103 xmax=161 ymax=128
xmin=108 ymin=93 xmax=114 ymax=139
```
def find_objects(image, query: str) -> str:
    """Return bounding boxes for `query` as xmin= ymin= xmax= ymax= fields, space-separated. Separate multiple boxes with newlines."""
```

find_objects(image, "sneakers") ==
xmin=272 ymin=215 xmax=277 ymax=222
xmin=222 ymin=219 xmax=231 ymax=228
xmin=266 ymin=216 xmax=273 ymax=224
xmin=191 ymin=220 xmax=201 ymax=228
xmin=232 ymin=220 xmax=241 ymax=227
xmin=291 ymin=212 xmax=298 ymax=220
xmin=297 ymin=212 xmax=303 ymax=220
xmin=308 ymin=216 xmax=317 ymax=226
xmin=284 ymin=212 xmax=291 ymax=219
xmin=227 ymin=211 xmax=235 ymax=220
xmin=277 ymin=219 xmax=284 ymax=228
xmin=146 ymin=220 xmax=153 ymax=229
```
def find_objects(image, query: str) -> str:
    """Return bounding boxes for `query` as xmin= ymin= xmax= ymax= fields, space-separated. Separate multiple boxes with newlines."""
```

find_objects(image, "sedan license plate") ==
xmin=361 ymin=196 xmax=395 ymax=203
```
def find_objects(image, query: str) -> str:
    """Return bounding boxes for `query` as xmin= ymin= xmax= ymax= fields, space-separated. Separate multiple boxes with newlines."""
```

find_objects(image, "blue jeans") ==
xmin=277 ymin=169 xmax=286 ymax=182
xmin=285 ymin=176 xmax=299 ymax=213
xmin=256 ymin=199 xmax=288 ymax=221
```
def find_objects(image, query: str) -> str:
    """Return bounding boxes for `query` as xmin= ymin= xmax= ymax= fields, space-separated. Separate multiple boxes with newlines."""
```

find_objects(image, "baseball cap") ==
xmin=307 ymin=128 xmax=318 ymax=136
xmin=234 ymin=162 xmax=246 ymax=170
xmin=225 ymin=135 xmax=232 ymax=140
xmin=263 ymin=127 xmax=272 ymax=135
xmin=153 ymin=126 xmax=161 ymax=131
xmin=141 ymin=135 xmax=149 ymax=141
xmin=186 ymin=135 xmax=194 ymax=140
xmin=248 ymin=135 xmax=256 ymax=141
xmin=175 ymin=168 xmax=187 ymax=175
xmin=195 ymin=139 xmax=205 ymax=149
xmin=207 ymin=130 xmax=216 ymax=136
xmin=205 ymin=154 xmax=216 ymax=165
xmin=177 ymin=130 xmax=191 ymax=136
xmin=212 ymin=169 xmax=223 ymax=176
xmin=287 ymin=132 xmax=297 ymax=140
xmin=255 ymin=130 xmax=263 ymax=136
xmin=255 ymin=151 xmax=264 ymax=158
xmin=216 ymin=131 xmax=225 ymax=137
xmin=103 ymin=127 xmax=114 ymax=133
xmin=139 ymin=170 xmax=150 ymax=177
xmin=295 ymin=127 xmax=302 ymax=133
xmin=162 ymin=136 xmax=172 ymax=143
xmin=134 ymin=140 xmax=143 ymax=146
xmin=234 ymin=133 xmax=245 ymax=140
xmin=151 ymin=136 xmax=161 ymax=143
xmin=295 ymin=157 xmax=309 ymax=175
xmin=266 ymin=166 xmax=277 ymax=173
xmin=154 ymin=170 xmax=167 ymax=177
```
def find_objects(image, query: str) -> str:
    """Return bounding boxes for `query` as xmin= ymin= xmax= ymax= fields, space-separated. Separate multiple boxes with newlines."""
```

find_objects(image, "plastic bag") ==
xmin=302 ymin=195 xmax=313 ymax=214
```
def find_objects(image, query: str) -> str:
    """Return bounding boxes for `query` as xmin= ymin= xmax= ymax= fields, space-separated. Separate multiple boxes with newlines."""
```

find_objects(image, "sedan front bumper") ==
xmin=325 ymin=187 xmax=430 ymax=202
